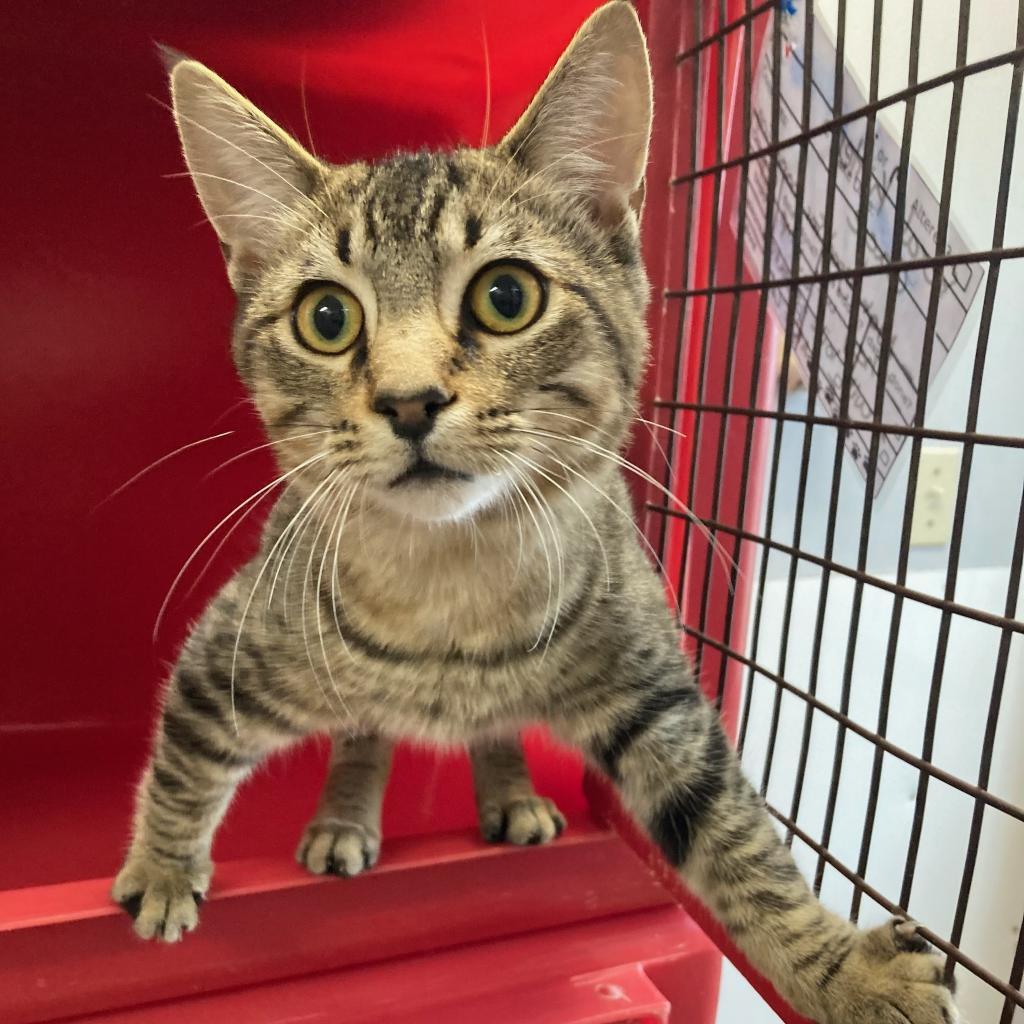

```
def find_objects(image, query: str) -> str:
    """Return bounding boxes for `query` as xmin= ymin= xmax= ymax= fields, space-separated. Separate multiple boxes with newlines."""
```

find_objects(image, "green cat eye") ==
xmin=292 ymin=283 xmax=364 ymax=355
xmin=467 ymin=262 xmax=545 ymax=335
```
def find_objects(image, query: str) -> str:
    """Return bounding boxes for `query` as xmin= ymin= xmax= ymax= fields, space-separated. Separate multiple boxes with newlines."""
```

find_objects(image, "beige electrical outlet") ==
xmin=910 ymin=447 xmax=962 ymax=547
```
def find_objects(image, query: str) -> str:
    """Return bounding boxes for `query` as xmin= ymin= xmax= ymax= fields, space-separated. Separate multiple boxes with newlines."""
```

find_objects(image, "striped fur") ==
xmin=113 ymin=6 xmax=958 ymax=1022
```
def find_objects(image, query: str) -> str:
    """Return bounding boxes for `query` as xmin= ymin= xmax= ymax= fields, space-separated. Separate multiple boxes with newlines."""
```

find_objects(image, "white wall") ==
xmin=716 ymin=2 xmax=1024 ymax=1021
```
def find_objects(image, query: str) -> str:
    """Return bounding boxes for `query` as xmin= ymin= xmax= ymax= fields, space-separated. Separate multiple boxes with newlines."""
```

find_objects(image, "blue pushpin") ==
xmin=781 ymin=0 xmax=798 ymax=13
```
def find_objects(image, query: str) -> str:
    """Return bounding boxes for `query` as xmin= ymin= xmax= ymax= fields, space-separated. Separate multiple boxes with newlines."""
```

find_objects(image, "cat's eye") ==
xmin=467 ymin=262 xmax=545 ymax=335
xmin=292 ymin=283 xmax=364 ymax=355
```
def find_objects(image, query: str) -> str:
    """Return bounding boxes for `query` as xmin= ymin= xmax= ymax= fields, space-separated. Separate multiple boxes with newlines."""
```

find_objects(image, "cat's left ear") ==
xmin=497 ymin=1 xmax=653 ymax=227
xmin=160 ymin=47 xmax=323 ymax=289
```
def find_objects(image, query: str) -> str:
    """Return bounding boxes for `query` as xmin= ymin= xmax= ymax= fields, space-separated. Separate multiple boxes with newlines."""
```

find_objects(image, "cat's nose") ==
xmin=372 ymin=387 xmax=455 ymax=441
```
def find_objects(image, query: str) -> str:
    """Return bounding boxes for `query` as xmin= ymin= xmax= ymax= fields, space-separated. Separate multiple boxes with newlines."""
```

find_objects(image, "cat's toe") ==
xmin=829 ymin=919 xmax=960 ymax=1024
xmin=479 ymin=796 xmax=566 ymax=845
xmin=296 ymin=819 xmax=380 ymax=877
xmin=111 ymin=854 xmax=209 ymax=942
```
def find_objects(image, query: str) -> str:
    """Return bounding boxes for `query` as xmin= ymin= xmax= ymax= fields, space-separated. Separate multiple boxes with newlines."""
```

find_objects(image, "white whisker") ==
xmin=502 ymin=467 xmax=555 ymax=648
xmin=526 ymin=471 xmax=567 ymax=655
xmin=229 ymin=465 xmax=338 ymax=731
xmin=503 ymin=449 xmax=611 ymax=593
xmin=479 ymin=20 xmax=492 ymax=147
xmin=528 ymin=404 xmax=686 ymax=474
xmin=273 ymin=468 xmax=341 ymax=621
xmin=298 ymin=54 xmax=327 ymax=181
xmin=94 ymin=430 xmax=234 ymax=512
xmin=513 ymin=435 xmax=682 ymax=619
xmin=634 ymin=413 xmax=689 ymax=445
xmin=198 ymin=212 xmax=297 ymax=230
xmin=152 ymin=450 xmax=329 ymax=643
xmin=183 ymin=478 xmax=290 ymax=603
xmin=478 ymin=450 xmax=528 ymax=581
xmin=300 ymin=472 xmax=352 ymax=717
xmin=524 ymin=407 xmax=622 ymax=444
xmin=210 ymin=395 xmax=257 ymax=428
xmin=317 ymin=477 xmax=358 ymax=672
xmin=497 ymin=464 xmax=527 ymax=581
xmin=509 ymin=426 xmax=737 ymax=588
xmin=202 ymin=429 xmax=335 ymax=480
xmin=503 ymin=456 xmax=564 ymax=654
xmin=329 ymin=480 xmax=362 ymax=662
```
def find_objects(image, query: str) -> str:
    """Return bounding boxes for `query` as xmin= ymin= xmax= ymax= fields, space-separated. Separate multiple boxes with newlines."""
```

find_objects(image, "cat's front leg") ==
xmin=573 ymin=657 xmax=958 ymax=1024
xmin=112 ymin=590 xmax=312 ymax=941
xmin=296 ymin=733 xmax=393 ymax=877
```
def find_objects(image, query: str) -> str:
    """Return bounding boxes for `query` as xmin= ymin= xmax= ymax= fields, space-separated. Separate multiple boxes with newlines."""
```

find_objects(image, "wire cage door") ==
xmin=631 ymin=0 xmax=1024 ymax=1021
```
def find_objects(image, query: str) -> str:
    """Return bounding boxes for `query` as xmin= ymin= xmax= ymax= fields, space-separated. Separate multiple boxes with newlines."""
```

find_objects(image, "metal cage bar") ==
xmin=637 ymin=0 xmax=1024 ymax=1019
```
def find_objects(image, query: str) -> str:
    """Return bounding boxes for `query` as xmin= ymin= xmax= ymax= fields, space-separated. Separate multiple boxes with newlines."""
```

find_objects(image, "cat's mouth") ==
xmin=389 ymin=457 xmax=472 ymax=488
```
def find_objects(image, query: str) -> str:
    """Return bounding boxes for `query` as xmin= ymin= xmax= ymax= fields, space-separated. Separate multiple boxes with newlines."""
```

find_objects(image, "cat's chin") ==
xmin=367 ymin=474 xmax=505 ymax=524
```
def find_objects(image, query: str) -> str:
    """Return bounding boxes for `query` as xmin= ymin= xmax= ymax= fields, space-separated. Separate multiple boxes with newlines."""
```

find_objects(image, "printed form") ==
xmin=740 ymin=10 xmax=983 ymax=495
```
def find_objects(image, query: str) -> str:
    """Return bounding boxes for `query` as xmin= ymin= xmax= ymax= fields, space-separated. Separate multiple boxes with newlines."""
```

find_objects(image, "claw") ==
xmin=893 ymin=920 xmax=932 ymax=955
xmin=118 ymin=893 xmax=143 ymax=920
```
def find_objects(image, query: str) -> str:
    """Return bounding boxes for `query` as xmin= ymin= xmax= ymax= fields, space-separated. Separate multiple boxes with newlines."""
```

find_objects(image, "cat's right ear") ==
xmin=496 ymin=2 xmax=652 ymax=228
xmin=160 ymin=47 xmax=322 ymax=290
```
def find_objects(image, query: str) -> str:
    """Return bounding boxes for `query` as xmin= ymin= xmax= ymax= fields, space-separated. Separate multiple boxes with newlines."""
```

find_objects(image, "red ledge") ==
xmin=3 ymin=822 xmax=680 ymax=1024
xmin=63 ymin=906 xmax=723 ymax=1024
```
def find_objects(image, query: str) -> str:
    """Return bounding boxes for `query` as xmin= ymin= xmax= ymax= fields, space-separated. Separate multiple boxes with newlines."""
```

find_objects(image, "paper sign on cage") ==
xmin=739 ymin=10 xmax=984 ymax=496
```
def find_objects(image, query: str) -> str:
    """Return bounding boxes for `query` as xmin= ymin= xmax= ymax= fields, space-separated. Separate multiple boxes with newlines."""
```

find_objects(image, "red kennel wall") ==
xmin=0 ymin=2 xmax=782 ymax=1022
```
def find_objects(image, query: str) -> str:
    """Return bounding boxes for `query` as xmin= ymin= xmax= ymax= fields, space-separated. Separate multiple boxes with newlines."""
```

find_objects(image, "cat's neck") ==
xmin=267 ymin=466 xmax=623 ymax=650
xmin=344 ymin=486 xmax=558 ymax=577
xmin=340 ymin=473 xmax=605 ymax=597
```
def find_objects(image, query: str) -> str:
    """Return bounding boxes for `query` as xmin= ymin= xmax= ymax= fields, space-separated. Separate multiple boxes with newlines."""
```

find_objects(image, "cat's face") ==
xmin=227 ymin=148 xmax=649 ymax=523
xmin=167 ymin=1 xmax=652 ymax=523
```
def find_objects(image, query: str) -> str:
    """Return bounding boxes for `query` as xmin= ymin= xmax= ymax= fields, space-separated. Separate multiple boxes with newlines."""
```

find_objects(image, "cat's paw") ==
xmin=826 ymin=919 xmax=959 ymax=1024
xmin=479 ymin=795 xmax=566 ymax=845
xmin=111 ymin=852 xmax=210 ymax=942
xmin=296 ymin=818 xmax=380 ymax=877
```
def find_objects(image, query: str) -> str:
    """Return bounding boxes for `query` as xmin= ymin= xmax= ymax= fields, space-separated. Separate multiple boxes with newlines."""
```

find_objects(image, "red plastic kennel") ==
xmin=0 ymin=2 xmax=741 ymax=1022
xmin=6 ymin=0 xmax=1021 ymax=1021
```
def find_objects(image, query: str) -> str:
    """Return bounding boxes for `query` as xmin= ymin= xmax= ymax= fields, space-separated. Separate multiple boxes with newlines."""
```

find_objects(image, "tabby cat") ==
xmin=113 ymin=5 xmax=958 ymax=1022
